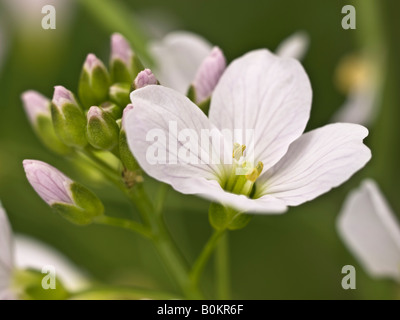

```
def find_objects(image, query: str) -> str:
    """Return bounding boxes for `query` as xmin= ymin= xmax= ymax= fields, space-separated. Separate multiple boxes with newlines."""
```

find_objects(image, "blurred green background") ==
xmin=0 ymin=0 xmax=399 ymax=299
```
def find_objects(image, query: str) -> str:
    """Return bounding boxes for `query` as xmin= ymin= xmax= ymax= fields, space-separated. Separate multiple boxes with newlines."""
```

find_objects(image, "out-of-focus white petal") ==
xmin=275 ymin=31 xmax=309 ymax=61
xmin=126 ymin=86 xmax=286 ymax=213
xmin=149 ymin=31 xmax=212 ymax=94
xmin=209 ymin=49 xmax=312 ymax=171
xmin=0 ymin=202 xmax=14 ymax=299
xmin=14 ymin=235 xmax=89 ymax=291
xmin=331 ymin=85 xmax=379 ymax=126
xmin=337 ymin=180 xmax=400 ymax=282
xmin=258 ymin=123 xmax=371 ymax=205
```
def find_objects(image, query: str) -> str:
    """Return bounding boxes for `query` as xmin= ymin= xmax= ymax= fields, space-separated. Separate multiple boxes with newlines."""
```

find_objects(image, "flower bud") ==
xmin=51 ymin=86 xmax=88 ymax=148
xmin=134 ymin=69 xmax=158 ymax=89
xmin=110 ymin=33 xmax=143 ymax=83
xmin=119 ymin=105 xmax=140 ymax=173
xmin=109 ymin=82 xmax=131 ymax=108
xmin=21 ymin=91 xmax=71 ymax=155
xmin=100 ymin=101 xmax=123 ymax=120
xmin=191 ymin=47 xmax=226 ymax=104
xmin=23 ymin=160 xmax=104 ymax=225
xmin=78 ymin=54 xmax=111 ymax=109
xmin=86 ymin=106 xmax=120 ymax=150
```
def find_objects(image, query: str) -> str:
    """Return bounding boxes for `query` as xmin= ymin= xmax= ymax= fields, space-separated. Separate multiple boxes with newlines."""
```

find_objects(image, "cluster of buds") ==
xmin=21 ymin=34 xmax=158 ymax=223
xmin=21 ymin=34 xmax=158 ymax=173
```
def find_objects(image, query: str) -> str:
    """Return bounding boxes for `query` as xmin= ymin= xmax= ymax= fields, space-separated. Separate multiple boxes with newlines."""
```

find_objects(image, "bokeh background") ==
xmin=0 ymin=0 xmax=399 ymax=299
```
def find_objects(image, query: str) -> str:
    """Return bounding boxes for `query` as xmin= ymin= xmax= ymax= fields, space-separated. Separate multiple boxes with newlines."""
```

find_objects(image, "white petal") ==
xmin=0 ymin=202 xmax=13 ymax=295
xmin=209 ymin=49 xmax=312 ymax=171
xmin=127 ymin=85 xmax=226 ymax=182
xmin=258 ymin=123 xmax=371 ymax=205
xmin=127 ymin=86 xmax=287 ymax=214
xmin=331 ymin=85 xmax=379 ymax=126
xmin=149 ymin=31 xmax=212 ymax=94
xmin=14 ymin=235 xmax=89 ymax=291
xmin=172 ymin=177 xmax=287 ymax=214
xmin=337 ymin=180 xmax=400 ymax=281
xmin=275 ymin=31 xmax=310 ymax=61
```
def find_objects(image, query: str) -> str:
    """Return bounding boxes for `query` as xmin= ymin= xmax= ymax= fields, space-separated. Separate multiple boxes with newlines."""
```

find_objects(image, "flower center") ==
xmin=222 ymin=143 xmax=263 ymax=197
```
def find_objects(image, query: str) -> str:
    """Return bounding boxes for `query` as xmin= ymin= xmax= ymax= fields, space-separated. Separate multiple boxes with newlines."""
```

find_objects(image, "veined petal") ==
xmin=337 ymin=180 xmax=400 ymax=281
xmin=126 ymin=86 xmax=286 ymax=214
xmin=127 ymin=85 xmax=226 ymax=182
xmin=258 ymin=123 xmax=371 ymax=205
xmin=172 ymin=177 xmax=287 ymax=214
xmin=275 ymin=31 xmax=309 ymax=61
xmin=149 ymin=31 xmax=212 ymax=94
xmin=14 ymin=235 xmax=89 ymax=291
xmin=0 ymin=202 xmax=14 ymax=298
xmin=209 ymin=49 xmax=312 ymax=171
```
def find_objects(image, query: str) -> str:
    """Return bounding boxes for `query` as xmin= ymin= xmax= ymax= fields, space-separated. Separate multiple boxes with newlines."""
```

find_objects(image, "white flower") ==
xmin=331 ymin=54 xmax=382 ymax=126
xmin=125 ymin=49 xmax=371 ymax=214
xmin=149 ymin=31 xmax=309 ymax=102
xmin=337 ymin=180 xmax=400 ymax=282
xmin=0 ymin=202 xmax=88 ymax=299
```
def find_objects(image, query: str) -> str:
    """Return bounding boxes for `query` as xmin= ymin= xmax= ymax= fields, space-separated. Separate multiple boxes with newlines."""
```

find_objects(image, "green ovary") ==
xmin=221 ymin=143 xmax=263 ymax=197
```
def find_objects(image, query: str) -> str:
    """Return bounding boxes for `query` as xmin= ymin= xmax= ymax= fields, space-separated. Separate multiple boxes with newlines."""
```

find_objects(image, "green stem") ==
xmin=128 ymin=183 xmax=203 ymax=299
xmin=94 ymin=215 xmax=152 ymax=239
xmin=215 ymin=233 xmax=230 ymax=299
xmin=190 ymin=229 xmax=226 ymax=288
xmin=155 ymin=183 xmax=169 ymax=216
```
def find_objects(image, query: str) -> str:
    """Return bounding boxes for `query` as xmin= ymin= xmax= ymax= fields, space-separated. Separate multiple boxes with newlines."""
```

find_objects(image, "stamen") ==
xmin=223 ymin=143 xmax=264 ymax=197
xmin=245 ymin=162 xmax=264 ymax=182
xmin=232 ymin=143 xmax=246 ymax=161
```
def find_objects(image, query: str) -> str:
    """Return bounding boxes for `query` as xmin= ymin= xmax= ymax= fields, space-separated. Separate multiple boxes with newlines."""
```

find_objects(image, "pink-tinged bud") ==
xmin=84 ymin=53 xmax=106 ymax=73
xmin=21 ymin=90 xmax=50 ymax=124
xmin=23 ymin=160 xmax=73 ymax=206
xmin=52 ymin=86 xmax=78 ymax=109
xmin=23 ymin=160 xmax=104 ymax=225
xmin=134 ymin=69 xmax=158 ymax=89
xmin=192 ymin=47 xmax=226 ymax=104
xmin=121 ymin=104 xmax=134 ymax=131
xmin=111 ymin=33 xmax=134 ymax=67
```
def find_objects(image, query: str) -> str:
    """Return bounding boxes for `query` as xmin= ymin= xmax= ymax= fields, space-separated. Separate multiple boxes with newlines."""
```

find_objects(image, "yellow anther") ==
xmin=245 ymin=161 xmax=264 ymax=182
xmin=232 ymin=143 xmax=246 ymax=161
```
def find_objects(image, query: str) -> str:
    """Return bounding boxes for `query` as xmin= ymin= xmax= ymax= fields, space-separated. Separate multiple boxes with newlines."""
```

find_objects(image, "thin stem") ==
xmin=190 ymin=229 xmax=226 ymax=287
xmin=94 ymin=215 xmax=152 ymax=239
xmin=128 ymin=183 xmax=203 ymax=299
xmin=155 ymin=183 xmax=169 ymax=216
xmin=215 ymin=233 xmax=230 ymax=299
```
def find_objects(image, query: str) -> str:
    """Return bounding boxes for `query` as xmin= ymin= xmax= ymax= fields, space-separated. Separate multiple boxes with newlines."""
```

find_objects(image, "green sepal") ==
xmin=51 ymin=182 xmax=104 ymax=225
xmin=87 ymin=110 xmax=120 ymax=150
xmin=109 ymin=82 xmax=131 ymax=108
xmin=209 ymin=202 xmax=252 ymax=231
xmin=78 ymin=66 xmax=111 ymax=109
xmin=100 ymin=101 xmax=123 ymax=120
xmin=187 ymin=85 xmax=197 ymax=103
xmin=198 ymin=97 xmax=211 ymax=115
xmin=35 ymin=114 xmax=72 ymax=155
xmin=110 ymin=59 xmax=132 ymax=84
xmin=51 ymin=102 xmax=88 ymax=148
